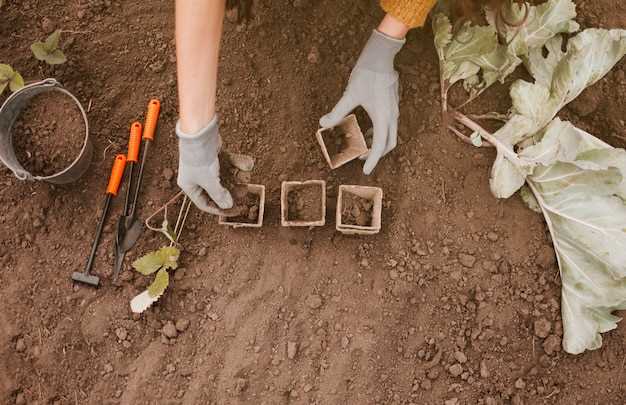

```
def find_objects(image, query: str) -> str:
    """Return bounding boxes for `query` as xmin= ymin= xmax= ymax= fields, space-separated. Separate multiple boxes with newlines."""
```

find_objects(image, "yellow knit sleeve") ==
xmin=380 ymin=0 xmax=439 ymax=28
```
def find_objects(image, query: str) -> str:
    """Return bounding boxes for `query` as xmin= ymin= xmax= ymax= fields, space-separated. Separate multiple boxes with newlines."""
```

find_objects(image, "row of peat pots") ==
xmin=219 ymin=114 xmax=383 ymax=235
xmin=218 ymin=181 xmax=383 ymax=235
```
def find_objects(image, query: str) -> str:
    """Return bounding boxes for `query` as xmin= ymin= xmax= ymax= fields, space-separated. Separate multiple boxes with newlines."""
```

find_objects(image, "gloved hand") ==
xmin=320 ymin=30 xmax=405 ymax=175
xmin=177 ymin=116 xmax=233 ymax=215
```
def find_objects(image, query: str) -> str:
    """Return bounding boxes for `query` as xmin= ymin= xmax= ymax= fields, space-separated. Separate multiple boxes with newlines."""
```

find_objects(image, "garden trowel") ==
xmin=113 ymin=99 xmax=161 ymax=280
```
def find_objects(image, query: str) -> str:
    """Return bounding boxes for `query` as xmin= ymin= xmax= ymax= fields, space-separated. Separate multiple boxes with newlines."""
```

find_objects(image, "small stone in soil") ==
xmin=307 ymin=46 xmax=320 ymax=64
xmin=287 ymin=185 xmax=323 ymax=222
xmin=306 ymin=294 xmax=323 ymax=309
xmin=162 ymin=168 xmax=174 ymax=181
xmin=287 ymin=341 xmax=298 ymax=359
xmin=543 ymin=334 xmax=561 ymax=355
xmin=15 ymin=338 xmax=26 ymax=352
xmin=449 ymin=363 xmax=463 ymax=377
xmin=534 ymin=318 xmax=552 ymax=338
xmin=115 ymin=327 xmax=128 ymax=341
xmin=162 ymin=321 xmax=178 ymax=339
xmin=458 ymin=253 xmax=476 ymax=268
xmin=341 ymin=192 xmax=373 ymax=227
xmin=453 ymin=351 xmax=467 ymax=363
xmin=15 ymin=392 xmax=26 ymax=405
xmin=176 ymin=319 xmax=190 ymax=332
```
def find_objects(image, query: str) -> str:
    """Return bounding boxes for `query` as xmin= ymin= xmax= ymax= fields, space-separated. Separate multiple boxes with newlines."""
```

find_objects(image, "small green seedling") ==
xmin=0 ymin=64 xmax=24 ymax=95
xmin=31 ymin=30 xmax=67 ymax=65
xmin=130 ymin=246 xmax=180 ymax=313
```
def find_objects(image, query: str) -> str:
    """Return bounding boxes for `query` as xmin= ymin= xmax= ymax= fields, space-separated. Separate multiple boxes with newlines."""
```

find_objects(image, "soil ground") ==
xmin=1 ymin=1 xmax=625 ymax=405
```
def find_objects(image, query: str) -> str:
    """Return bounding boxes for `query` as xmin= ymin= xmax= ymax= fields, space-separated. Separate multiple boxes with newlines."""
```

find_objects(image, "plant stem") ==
xmin=448 ymin=125 xmax=494 ymax=148
xmin=452 ymin=110 xmax=527 ymax=166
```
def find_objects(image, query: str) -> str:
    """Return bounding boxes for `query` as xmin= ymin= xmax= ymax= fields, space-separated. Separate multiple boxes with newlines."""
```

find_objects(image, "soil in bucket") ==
xmin=342 ymin=192 xmax=373 ymax=227
xmin=287 ymin=184 xmax=323 ymax=222
xmin=13 ymin=92 xmax=84 ymax=177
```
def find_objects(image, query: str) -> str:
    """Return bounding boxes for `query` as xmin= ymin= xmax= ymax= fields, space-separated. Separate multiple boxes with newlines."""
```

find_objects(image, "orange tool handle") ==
xmin=142 ymin=99 xmax=161 ymax=141
xmin=106 ymin=155 xmax=127 ymax=196
xmin=127 ymin=122 xmax=142 ymax=163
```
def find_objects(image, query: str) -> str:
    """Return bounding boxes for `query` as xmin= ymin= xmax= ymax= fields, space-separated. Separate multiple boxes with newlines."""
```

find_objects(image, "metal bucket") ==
xmin=0 ymin=78 xmax=92 ymax=184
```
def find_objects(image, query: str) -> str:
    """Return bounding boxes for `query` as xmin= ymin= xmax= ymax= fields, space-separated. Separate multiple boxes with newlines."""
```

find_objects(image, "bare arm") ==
xmin=176 ymin=0 xmax=225 ymax=134
xmin=378 ymin=13 xmax=410 ymax=39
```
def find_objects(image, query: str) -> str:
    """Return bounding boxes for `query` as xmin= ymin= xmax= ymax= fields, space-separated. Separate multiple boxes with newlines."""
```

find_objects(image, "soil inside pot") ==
xmin=287 ymin=184 xmax=323 ymax=222
xmin=224 ymin=191 xmax=260 ymax=224
xmin=12 ymin=92 xmax=84 ymax=177
xmin=322 ymin=127 xmax=346 ymax=159
xmin=342 ymin=192 xmax=373 ymax=227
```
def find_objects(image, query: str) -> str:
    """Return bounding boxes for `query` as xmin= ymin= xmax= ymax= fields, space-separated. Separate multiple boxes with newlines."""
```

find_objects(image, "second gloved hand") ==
xmin=177 ymin=116 xmax=234 ymax=214
xmin=320 ymin=30 xmax=404 ymax=175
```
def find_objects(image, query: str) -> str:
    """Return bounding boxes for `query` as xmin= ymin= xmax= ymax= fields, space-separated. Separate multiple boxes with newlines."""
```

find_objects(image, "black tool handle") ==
xmin=83 ymin=195 xmax=112 ymax=275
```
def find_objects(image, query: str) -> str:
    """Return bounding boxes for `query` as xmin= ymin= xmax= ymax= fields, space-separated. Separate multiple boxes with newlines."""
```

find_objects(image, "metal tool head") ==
xmin=121 ymin=217 xmax=144 ymax=251
xmin=71 ymin=271 xmax=100 ymax=287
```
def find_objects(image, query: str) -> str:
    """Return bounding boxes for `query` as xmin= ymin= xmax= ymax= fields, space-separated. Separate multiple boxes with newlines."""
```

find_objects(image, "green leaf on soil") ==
xmin=9 ymin=71 xmax=24 ymax=92
xmin=132 ymin=246 xmax=180 ymax=275
xmin=44 ymin=29 xmax=61 ymax=51
xmin=147 ymin=268 xmax=170 ymax=298
xmin=132 ymin=251 xmax=165 ymax=275
xmin=31 ymin=30 xmax=67 ymax=65
xmin=157 ymin=246 xmax=180 ymax=271
xmin=0 ymin=64 xmax=24 ymax=95
xmin=523 ymin=120 xmax=626 ymax=354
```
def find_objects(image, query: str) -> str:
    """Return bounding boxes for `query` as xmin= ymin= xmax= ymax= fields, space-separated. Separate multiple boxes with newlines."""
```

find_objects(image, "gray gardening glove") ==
xmin=320 ymin=30 xmax=404 ymax=175
xmin=177 ymin=116 xmax=234 ymax=214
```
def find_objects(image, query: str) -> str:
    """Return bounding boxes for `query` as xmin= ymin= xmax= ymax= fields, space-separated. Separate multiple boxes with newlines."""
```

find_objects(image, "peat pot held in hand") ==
xmin=336 ymin=185 xmax=383 ymax=235
xmin=281 ymin=180 xmax=326 ymax=227
xmin=316 ymin=114 xmax=368 ymax=170
xmin=218 ymin=184 xmax=266 ymax=228
xmin=0 ymin=78 xmax=92 ymax=184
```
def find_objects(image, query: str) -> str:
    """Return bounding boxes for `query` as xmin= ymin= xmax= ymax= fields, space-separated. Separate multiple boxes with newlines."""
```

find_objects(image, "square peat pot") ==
xmin=281 ymin=180 xmax=326 ymax=227
xmin=218 ymin=184 xmax=266 ymax=228
xmin=336 ymin=185 xmax=383 ymax=235
xmin=316 ymin=114 xmax=368 ymax=169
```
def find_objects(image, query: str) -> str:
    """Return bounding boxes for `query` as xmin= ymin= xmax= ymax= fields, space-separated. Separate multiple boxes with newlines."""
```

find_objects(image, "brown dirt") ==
xmin=323 ymin=127 xmax=347 ymax=159
xmin=287 ymin=184 xmax=324 ymax=222
xmin=1 ymin=1 xmax=625 ymax=405
xmin=223 ymin=191 xmax=260 ymax=224
xmin=12 ymin=91 xmax=84 ymax=177
xmin=218 ymin=152 xmax=254 ymax=217
xmin=342 ymin=192 xmax=373 ymax=227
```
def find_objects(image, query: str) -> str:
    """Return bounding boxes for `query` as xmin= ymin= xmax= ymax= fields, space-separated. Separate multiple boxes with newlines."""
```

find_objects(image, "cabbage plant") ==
xmin=434 ymin=0 xmax=626 ymax=354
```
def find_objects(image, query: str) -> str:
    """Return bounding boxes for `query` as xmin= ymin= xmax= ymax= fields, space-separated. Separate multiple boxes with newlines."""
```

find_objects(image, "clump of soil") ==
xmin=287 ymin=184 xmax=323 ymax=222
xmin=322 ymin=127 xmax=346 ymax=158
xmin=342 ymin=192 xmax=373 ymax=226
xmin=224 ymin=192 xmax=260 ymax=224
xmin=12 ymin=92 xmax=84 ymax=177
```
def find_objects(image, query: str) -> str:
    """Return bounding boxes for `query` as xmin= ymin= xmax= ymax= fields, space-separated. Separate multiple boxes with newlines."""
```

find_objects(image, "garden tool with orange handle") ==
xmin=72 ymin=154 xmax=127 ymax=287
xmin=113 ymin=99 xmax=161 ymax=280
xmin=113 ymin=121 xmax=143 ymax=280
